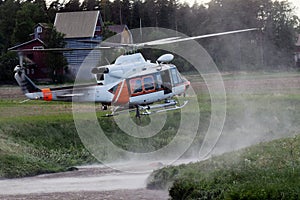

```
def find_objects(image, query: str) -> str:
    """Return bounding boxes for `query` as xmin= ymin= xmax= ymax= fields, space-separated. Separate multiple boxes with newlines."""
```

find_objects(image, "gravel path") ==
xmin=0 ymin=163 xmax=169 ymax=200
xmin=0 ymin=189 xmax=169 ymax=200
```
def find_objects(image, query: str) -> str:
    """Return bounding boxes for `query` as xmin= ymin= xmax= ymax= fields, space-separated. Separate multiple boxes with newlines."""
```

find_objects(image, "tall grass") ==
xmin=147 ymin=135 xmax=300 ymax=199
xmin=0 ymin=100 xmax=96 ymax=178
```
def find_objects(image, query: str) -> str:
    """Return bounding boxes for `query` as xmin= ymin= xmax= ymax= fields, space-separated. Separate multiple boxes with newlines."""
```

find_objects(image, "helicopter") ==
xmin=13 ymin=28 xmax=258 ymax=117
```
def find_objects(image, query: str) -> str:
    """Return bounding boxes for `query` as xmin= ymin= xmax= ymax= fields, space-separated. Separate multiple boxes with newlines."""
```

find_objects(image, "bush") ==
xmin=169 ymin=168 xmax=300 ymax=200
xmin=170 ymin=178 xmax=224 ymax=200
xmin=150 ymin=135 xmax=300 ymax=200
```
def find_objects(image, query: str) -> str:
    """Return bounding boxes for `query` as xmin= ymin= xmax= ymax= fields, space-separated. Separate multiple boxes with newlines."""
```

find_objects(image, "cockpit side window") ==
xmin=109 ymin=84 xmax=118 ymax=94
xmin=170 ymin=68 xmax=179 ymax=85
xmin=130 ymin=78 xmax=143 ymax=94
xmin=143 ymin=76 xmax=155 ymax=91
xmin=155 ymin=73 xmax=163 ymax=89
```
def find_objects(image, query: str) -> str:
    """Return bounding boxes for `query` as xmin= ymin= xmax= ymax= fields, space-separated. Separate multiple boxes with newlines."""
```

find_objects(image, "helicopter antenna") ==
xmin=140 ymin=18 xmax=143 ymax=42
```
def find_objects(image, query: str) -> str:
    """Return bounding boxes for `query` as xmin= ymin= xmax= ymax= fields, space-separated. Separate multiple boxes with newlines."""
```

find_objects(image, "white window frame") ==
xmin=37 ymin=26 xmax=42 ymax=33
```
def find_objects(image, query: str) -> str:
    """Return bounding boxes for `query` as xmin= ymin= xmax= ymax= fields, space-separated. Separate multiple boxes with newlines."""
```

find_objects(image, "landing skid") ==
xmin=139 ymin=100 xmax=188 ymax=115
xmin=103 ymin=100 xmax=188 ymax=117
xmin=104 ymin=106 xmax=121 ymax=117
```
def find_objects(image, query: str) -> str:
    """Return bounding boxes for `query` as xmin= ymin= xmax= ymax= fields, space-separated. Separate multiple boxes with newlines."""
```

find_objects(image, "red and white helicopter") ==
xmin=13 ymin=28 xmax=257 ymax=117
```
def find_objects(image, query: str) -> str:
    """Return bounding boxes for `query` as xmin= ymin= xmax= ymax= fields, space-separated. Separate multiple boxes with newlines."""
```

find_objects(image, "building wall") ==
xmin=18 ymin=41 xmax=49 ymax=80
xmin=64 ymin=37 xmax=102 ymax=78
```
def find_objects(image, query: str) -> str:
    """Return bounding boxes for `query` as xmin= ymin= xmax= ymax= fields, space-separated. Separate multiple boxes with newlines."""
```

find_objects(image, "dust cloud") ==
xmin=199 ymin=73 xmax=300 ymax=158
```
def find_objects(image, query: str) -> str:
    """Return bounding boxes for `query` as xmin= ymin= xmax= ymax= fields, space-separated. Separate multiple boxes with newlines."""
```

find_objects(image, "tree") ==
xmin=200 ymin=0 xmax=263 ymax=70
xmin=121 ymin=0 xmax=131 ymax=25
xmin=44 ymin=25 xmax=68 ymax=83
xmin=47 ymin=0 xmax=63 ymax=22
xmin=196 ymin=0 xmax=299 ymax=70
xmin=12 ymin=1 xmax=48 ymax=44
xmin=0 ymin=0 xmax=299 ymax=78
xmin=0 ymin=51 xmax=18 ymax=83
xmin=0 ymin=0 xmax=20 ymax=54
xmin=101 ymin=21 xmax=116 ymax=40
xmin=99 ymin=0 xmax=112 ymax=22
xmin=81 ymin=0 xmax=100 ymax=11
xmin=62 ymin=0 xmax=81 ymax=12
xmin=156 ymin=0 xmax=171 ymax=28
xmin=142 ymin=0 xmax=157 ymax=27
xmin=130 ymin=0 xmax=143 ymax=28
xmin=262 ymin=0 xmax=299 ymax=68
xmin=111 ymin=0 xmax=122 ymax=24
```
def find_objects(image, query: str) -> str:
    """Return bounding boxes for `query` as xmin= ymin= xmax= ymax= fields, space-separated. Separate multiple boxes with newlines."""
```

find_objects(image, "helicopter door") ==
xmin=161 ymin=70 xmax=172 ymax=94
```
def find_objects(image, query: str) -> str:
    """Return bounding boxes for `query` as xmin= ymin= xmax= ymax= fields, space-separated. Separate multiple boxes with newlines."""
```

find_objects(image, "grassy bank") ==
xmin=0 ymin=99 xmax=201 ymax=178
xmin=0 ymin=101 xmax=96 ymax=178
xmin=145 ymin=72 xmax=300 ymax=199
xmin=147 ymin=135 xmax=300 ymax=199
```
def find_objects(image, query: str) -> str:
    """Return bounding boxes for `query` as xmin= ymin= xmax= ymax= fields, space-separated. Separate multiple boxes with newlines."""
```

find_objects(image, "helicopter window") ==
xmin=143 ymin=76 xmax=155 ymax=91
xmin=177 ymin=72 xmax=184 ymax=83
xmin=171 ymin=68 xmax=179 ymax=85
xmin=130 ymin=78 xmax=143 ymax=94
xmin=109 ymin=84 xmax=118 ymax=94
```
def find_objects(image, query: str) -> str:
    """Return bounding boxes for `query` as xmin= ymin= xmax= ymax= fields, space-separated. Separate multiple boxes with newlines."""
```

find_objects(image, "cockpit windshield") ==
xmin=170 ymin=68 xmax=184 ymax=86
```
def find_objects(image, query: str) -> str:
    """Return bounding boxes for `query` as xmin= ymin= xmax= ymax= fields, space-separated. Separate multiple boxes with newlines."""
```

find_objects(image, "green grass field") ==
xmin=0 ymin=100 xmax=96 ymax=178
xmin=0 ymin=70 xmax=299 ymax=200
xmin=0 ymin=96 xmax=201 ymax=177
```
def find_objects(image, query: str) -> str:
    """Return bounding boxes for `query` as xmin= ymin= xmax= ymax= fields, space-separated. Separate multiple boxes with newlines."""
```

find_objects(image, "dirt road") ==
xmin=0 ymin=189 xmax=169 ymax=200
xmin=0 ymin=163 xmax=169 ymax=200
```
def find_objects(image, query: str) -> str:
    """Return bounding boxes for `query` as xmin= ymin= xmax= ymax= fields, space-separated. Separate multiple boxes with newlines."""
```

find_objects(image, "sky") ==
xmin=182 ymin=0 xmax=300 ymax=17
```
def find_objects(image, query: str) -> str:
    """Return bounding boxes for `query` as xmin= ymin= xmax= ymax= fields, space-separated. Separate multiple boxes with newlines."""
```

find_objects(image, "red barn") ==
xmin=8 ymin=38 xmax=49 ymax=80
xmin=9 ymin=23 xmax=59 ymax=81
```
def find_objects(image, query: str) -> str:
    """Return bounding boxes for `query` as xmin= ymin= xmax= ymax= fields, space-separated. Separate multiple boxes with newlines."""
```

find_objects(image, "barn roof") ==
xmin=54 ymin=11 xmax=101 ymax=38
xmin=8 ymin=38 xmax=45 ymax=51
xmin=34 ymin=23 xmax=51 ymax=29
xmin=108 ymin=25 xmax=129 ymax=34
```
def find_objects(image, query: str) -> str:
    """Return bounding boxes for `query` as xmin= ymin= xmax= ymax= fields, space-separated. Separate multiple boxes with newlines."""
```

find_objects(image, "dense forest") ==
xmin=0 ymin=0 xmax=299 ymax=82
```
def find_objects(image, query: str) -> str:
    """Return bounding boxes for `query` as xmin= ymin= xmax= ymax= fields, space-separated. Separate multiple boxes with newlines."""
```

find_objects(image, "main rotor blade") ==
xmin=11 ymin=46 xmax=112 ymax=52
xmin=140 ymin=28 xmax=259 ymax=47
xmin=10 ymin=28 xmax=259 ymax=53
xmin=136 ymin=36 xmax=181 ymax=47
xmin=100 ymin=37 xmax=181 ymax=48
xmin=99 ymin=28 xmax=258 ymax=49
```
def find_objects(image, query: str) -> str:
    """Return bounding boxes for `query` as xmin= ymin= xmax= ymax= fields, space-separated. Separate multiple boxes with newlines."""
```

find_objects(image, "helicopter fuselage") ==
xmin=15 ymin=53 xmax=190 ymax=108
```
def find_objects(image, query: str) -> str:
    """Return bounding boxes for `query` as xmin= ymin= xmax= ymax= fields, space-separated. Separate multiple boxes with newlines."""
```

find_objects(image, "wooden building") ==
xmin=108 ymin=25 xmax=133 ymax=44
xmin=54 ymin=11 xmax=104 ymax=77
xmin=9 ymin=11 xmax=133 ymax=81
xmin=8 ymin=24 xmax=51 ymax=80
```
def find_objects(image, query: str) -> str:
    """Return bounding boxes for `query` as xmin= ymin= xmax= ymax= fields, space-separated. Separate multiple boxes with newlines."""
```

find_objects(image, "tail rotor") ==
xmin=14 ymin=52 xmax=40 ymax=94
xmin=14 ymin=52 xmax=25 ymax=75
xmin=19 ymin=52 xmax=23 ymax=68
